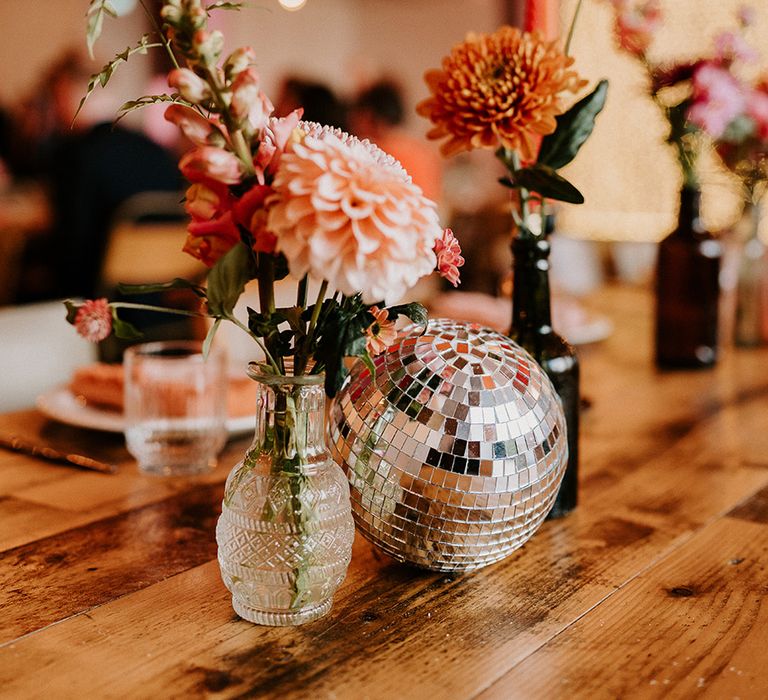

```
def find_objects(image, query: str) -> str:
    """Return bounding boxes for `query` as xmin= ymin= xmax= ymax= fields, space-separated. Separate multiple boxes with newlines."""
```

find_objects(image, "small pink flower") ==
xmin=165 ymin=104 xmax=223 ymax=146
xmin=74 ymin=299 xmax=112 ymax=342
xmin=230 ymin=68 xmax=274 ymax=133
xmin=167 ymin=68 xmax=210 ymax=104
xmin=612 ymin=0 xmax=661 ymax=57
xmin=434 ymin=228 xmax=464 ymax=287
xmin=233 ymin=184 xmax=277 ymax=254
xmin=193 ymin=29 xmax=224 ymax=64
xmin=253 ymin=109 xmax=303 ymax=183
xmin=180 ymin=146 xmax=243 ymax=185
xmin=714 ymin=31 xmax=757 ymax=64
xmin=365 ymin=306 xmax=398 ymax=356
xmin=688 ymin=62 xmax=746 ymax=139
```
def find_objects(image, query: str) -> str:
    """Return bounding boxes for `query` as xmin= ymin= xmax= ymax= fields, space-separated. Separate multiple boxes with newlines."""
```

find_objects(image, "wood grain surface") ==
xmin=0 ymin=285 xmax=767 ymax=699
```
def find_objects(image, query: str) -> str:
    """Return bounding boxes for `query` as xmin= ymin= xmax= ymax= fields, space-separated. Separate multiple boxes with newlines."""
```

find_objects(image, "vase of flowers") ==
xmin=417 ymin=8 xmax=608 ymax=518
xmin=683 ymin=8 xmax=768 ymax=347
xmin=70 ymin=0 xmax=463 ymax=625
xmin=607 ymin=0 xmax=734 ymax=367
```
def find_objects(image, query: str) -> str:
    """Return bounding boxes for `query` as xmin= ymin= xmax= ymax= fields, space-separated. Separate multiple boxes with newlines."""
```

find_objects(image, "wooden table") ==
xmin=1 ymin=285 xmax=767 ymax=699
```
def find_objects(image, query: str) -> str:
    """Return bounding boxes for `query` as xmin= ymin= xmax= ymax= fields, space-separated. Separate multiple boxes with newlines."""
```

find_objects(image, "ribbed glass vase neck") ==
xmin=249 ymin=372 xmax=327 ymax=471
xmin=510 ymin=234 xmax=553 ymax=334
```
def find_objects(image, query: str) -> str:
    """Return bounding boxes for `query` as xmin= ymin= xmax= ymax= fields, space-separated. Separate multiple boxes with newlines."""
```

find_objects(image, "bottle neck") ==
xmin=510 ymin=234 xmax=553 ymax=335
xmin=676 ymin=185 xmax=705 ymax=237
xmin=251 ymin=375 xmax=327 ymax=470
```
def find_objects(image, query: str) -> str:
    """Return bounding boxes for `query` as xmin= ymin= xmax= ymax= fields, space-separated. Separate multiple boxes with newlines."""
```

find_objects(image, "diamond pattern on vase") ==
xmin=329 ymin=318 xmax=567 ymax=572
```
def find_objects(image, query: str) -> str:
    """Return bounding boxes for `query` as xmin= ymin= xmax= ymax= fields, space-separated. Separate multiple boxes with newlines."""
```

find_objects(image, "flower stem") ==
xmin=564 ymin=0 xmax=584 ymax=56
xmin=508 ymin=149 xmax=533 ymax=236
xmin=227 ymin=315 xmax=281 ymax=373
xmin=138 ymin=0 xmax=181 ymax=70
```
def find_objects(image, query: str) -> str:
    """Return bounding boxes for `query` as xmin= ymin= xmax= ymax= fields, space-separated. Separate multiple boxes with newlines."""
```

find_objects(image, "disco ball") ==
xmin=329 ymin=318 xmax=567 ymax=572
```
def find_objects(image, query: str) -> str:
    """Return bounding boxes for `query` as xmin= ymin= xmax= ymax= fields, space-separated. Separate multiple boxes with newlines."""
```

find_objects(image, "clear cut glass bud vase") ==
xmin=216 ymin=366 xmax=355 ymax=626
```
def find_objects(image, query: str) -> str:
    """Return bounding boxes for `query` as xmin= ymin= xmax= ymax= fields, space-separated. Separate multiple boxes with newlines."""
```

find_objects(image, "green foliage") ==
xmin=111 ymin=314 xmax=143 ymax=340
xmin=206 ymin=1 xmax=245 ymax=10
xmin=202 ymin=318 xmax=221 ymax=360
xmin=116 ymin=93 xmax=186 ymax=123
xmin=500 ymin=164 xmax=585 ymax=204
xmin=386 ymin=302 xmax=428 ymax=328
xmin=314 ymin=300 xmax=373 ymax=397
xmin=86 ymin=0 xmax=117 ymax=59
xmin=206 ymin=242 xmax=257 ymax=318
xmin=75 ymin=35 xmax=161 ymax=124
xmin=538 ymin=79 xmax=609 ymax=170
xmin=116 ymin=278 xmax=207 ymax=298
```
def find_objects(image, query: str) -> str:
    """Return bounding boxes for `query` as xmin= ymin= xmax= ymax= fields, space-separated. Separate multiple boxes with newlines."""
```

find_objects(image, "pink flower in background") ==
xmin=179 ymin=146 xmax=243 ymax=185
xmin=364 ymin=306 xmax=397 ymax=356
xmin=74 ymin=299 xmax=112 ymax=342
xmin=688 ymin=62 xmax=746 ymax=139
xmin=611 ymin=0 xmax=661 ymax=57
xmin=234 ymin=184 xmax=277 ymax=254
xmin=714 ymin=31 xmax=758 ymax=64
xmin=268 ymin=128 xmax=442 ymax=304
xmin=434 ymin=228 xmax=464 ymax=287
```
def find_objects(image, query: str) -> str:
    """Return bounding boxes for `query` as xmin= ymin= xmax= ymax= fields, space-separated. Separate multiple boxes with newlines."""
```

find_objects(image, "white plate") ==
xmin=36 ymin=386 xmax=256 ymax=435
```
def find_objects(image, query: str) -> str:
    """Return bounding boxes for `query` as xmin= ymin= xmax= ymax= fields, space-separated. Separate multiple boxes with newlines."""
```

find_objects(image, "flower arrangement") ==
xmin=69 ymin=0 xmax=463 ymax=397
xmin=607 ymin=0 xmax=765 ymax=199
xmin=416 ymin=5 xmax=608 ymax=239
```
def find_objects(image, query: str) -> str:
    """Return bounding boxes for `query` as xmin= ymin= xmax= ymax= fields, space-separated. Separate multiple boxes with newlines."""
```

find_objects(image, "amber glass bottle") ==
xmin=655 ymin=186 xmax=721 ymax=368
xmin=509 ymin=233 xmax=579 ymax=519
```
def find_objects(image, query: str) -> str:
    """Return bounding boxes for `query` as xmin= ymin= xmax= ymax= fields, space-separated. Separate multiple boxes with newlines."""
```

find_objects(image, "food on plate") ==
xmin=70 ymin=362 xmax=257 ymax=417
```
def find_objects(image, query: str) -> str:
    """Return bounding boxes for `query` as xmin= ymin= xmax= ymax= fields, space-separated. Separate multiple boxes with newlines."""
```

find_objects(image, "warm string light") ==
xmin=278 ymin=0 xmax=307 ymax=11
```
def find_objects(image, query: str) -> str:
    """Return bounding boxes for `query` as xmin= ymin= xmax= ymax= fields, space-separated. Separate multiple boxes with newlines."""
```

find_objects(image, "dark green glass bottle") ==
xmin=509 ymin=233 xmax=579 ymax=518
xmin=655 ymin=186 xmax=721 ymax=368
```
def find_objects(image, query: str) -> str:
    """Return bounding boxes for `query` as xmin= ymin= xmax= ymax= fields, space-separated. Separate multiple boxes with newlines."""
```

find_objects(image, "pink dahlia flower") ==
xmin=267 ymin=124 xmax=442 ymax=304
xmin=434 ymin=228 xmax=464 ymax=287
xmin=688 ymin=63 xmax=746 ymax=139
xmin=365 ymin=306 xmax=398 ymax=356
xmin=74 ymin=299 xmax=112 ymax=342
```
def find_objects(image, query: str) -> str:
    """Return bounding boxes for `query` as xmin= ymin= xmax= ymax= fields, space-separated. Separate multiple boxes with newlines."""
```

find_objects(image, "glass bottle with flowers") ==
xmin=417 ymin=2 xmax=608 ymax=518
xmin=608 ymin=0 xmax=727 ymax=368
xmin=686 ymin=8 xmax=768 ymax=346
xmin=72 ymin=0 xmax=463 ymax=626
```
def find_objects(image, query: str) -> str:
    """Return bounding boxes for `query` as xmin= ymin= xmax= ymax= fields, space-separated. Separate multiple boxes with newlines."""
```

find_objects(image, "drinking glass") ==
xmin=124 ymin=341 xmax=227 ymax=476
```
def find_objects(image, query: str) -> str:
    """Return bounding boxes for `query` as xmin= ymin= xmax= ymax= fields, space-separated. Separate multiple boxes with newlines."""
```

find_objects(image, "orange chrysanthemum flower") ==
xmin=417 ymin=26 xmax=587 ymax=160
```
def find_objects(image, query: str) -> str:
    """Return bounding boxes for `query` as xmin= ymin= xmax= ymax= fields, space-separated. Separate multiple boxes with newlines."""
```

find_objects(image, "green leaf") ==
xmin=511 ymin=164 xmax=585 ymax=204
xmin=538 ymin=80 xmax=609 ymax=170
xmin=86 ymin=0 xmax=117 ymax=59
xmin=63 ymin=300 xmax=81 ymax=325
xmin=206 ymin=1 xmax=245 ymax=10
xmin=206 ymin=242 xmax=257 ymax=318
xmin=314 ymin=306 xmax=371 ymax=397
xmin=111 ymin=315 xmax=143 ymax=340
xmin=116 ymin=278 xmax=207 ymax=297
xmin=202 ymin=318 xmax=221 ymax=360
xmin=386 ymin=302 xmax=428 ymax=328
xmin=115 ymin=93 xmax=187 ymax=124
xmin=74 ymin=34 xmax=161 ymax=124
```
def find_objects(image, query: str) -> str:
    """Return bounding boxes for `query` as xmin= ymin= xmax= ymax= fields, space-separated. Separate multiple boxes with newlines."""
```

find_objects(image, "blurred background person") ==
xmin=274 ymin=75 xmax=348 ymax=131
xmin=350 ymin=79 xmax=443 ymax=202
